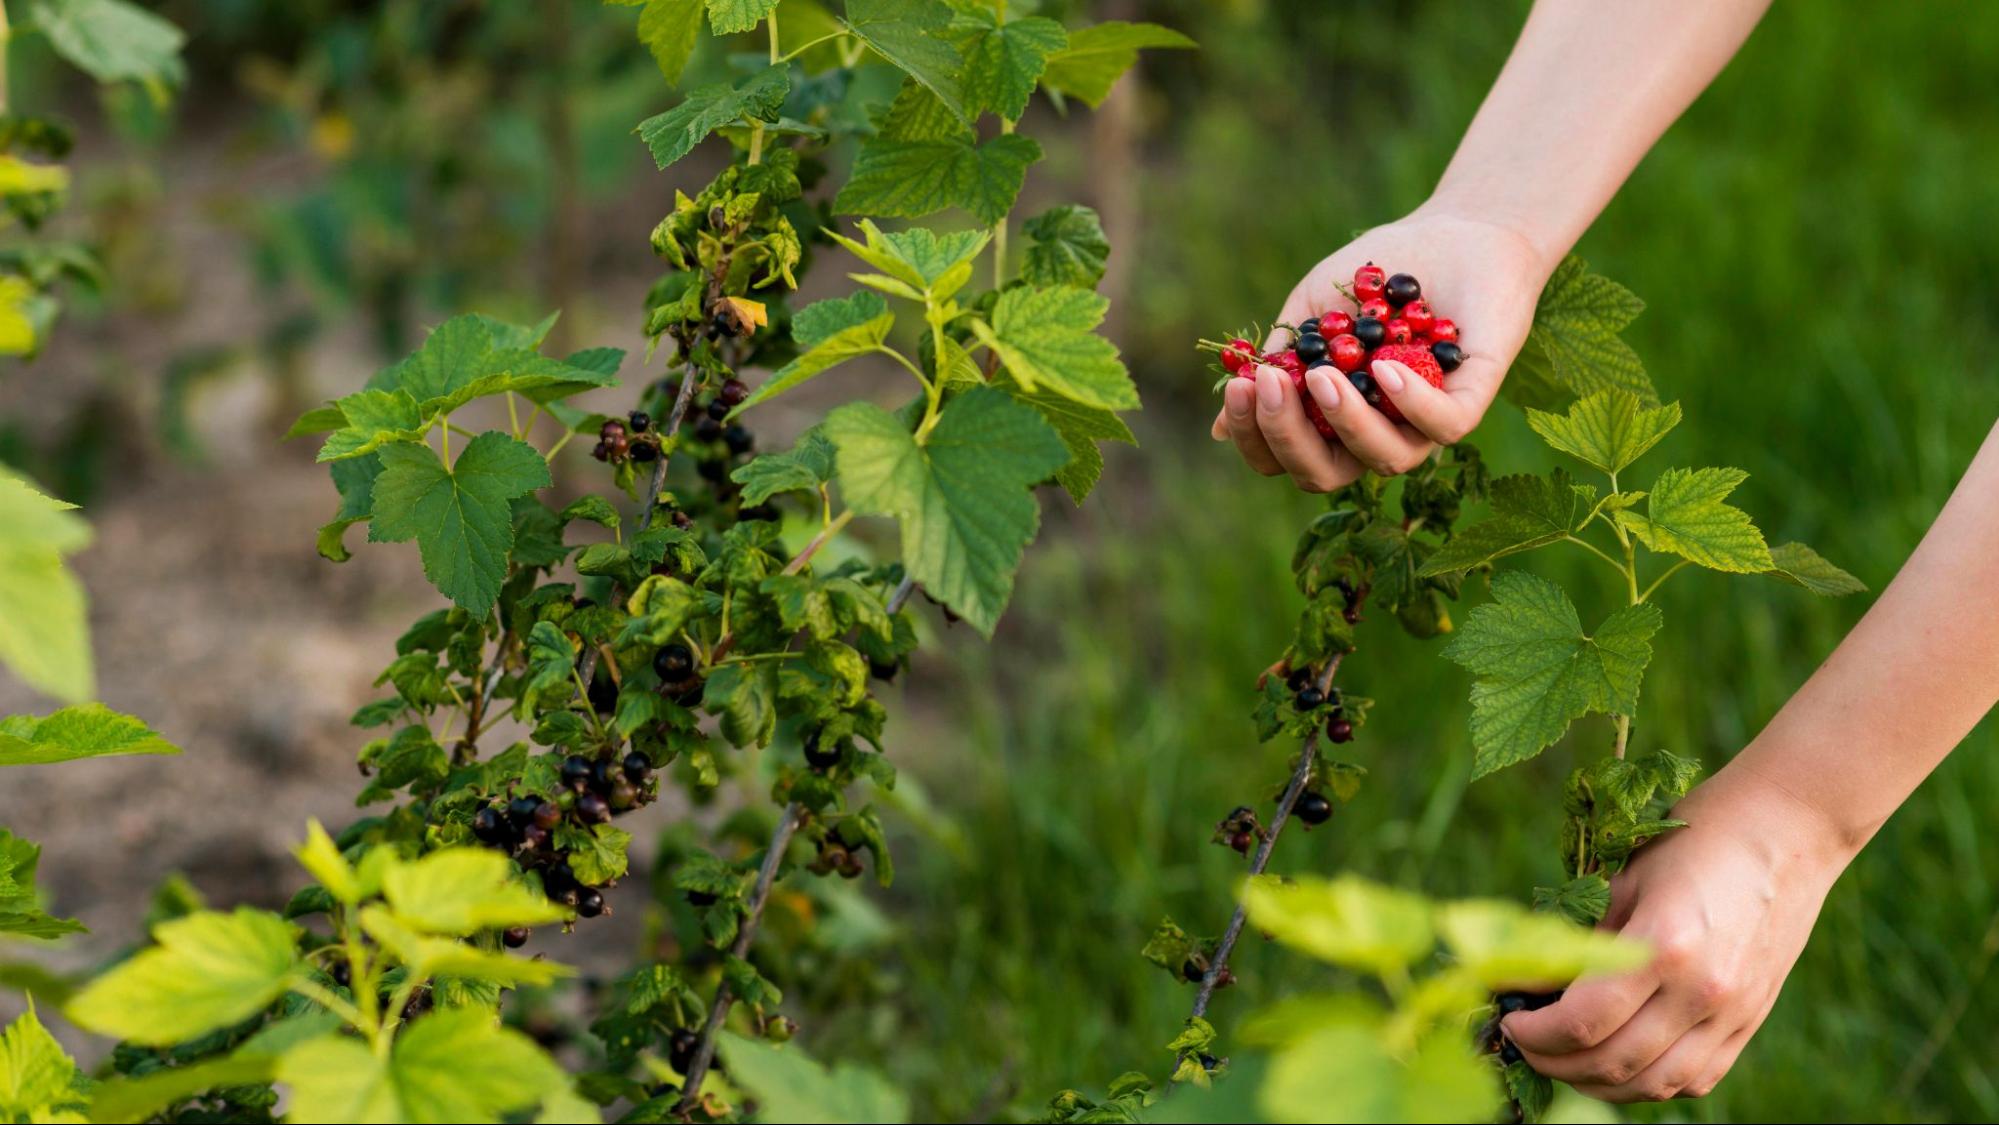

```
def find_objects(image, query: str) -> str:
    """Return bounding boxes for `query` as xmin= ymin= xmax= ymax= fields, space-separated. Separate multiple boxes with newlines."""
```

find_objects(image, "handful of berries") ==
xmin=1204 ymin=263 xmax=1466 ymax=434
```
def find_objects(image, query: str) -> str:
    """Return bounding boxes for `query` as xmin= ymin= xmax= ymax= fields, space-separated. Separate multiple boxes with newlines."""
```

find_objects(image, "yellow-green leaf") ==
xmin=66 ymin=908 xmax=300 ymax=1045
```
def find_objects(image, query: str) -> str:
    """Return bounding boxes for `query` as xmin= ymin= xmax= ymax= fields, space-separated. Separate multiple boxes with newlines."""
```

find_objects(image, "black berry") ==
xmin=561 ymin=755 xmax=594 ymax=791
xmin=1198 ymin=1052 xmax=1220 ymax=1071
xmin=654 ymin=642 xmax=695 ymax=681
xmin=1353 ymin=316 xmax=1386 ymax=349
xmin=1295 ymin=790 xmax=1333 ymax=826
xmin=622 ymin=751 xmax=653 ymax=783
xmin=718 ymin=378 xmax=750 ymax=407
xmin=531 ymin=800 xmax=562 ymax=830
xmin=1285 ymin=666 xmax=1314 ymax=692
xmin=1383 ymin=273 xmax=1421 ymax=308
xmin=507 ymin=796 xmax=542 ymax=827
xmin=590 ymin=440 xmax=609 ymax=462
xmin=697 ymin=458 xmax=727 ymax=483
xmin=590 ymin=758 xmax=619 ymax=793
xmin=630 ymin=440 xmax=658 ymax=463
xmin=669 ymin=1029 xmax=699 ymax=1074
xmin=1182 ymin=958 xmax=1206 ymax=983
xmin=576 ymin=888 xmax=606 ymax=918
xmin=1295 ymin=332 xmax=1328 ymax=365
xmin=724 ymin=424 xmax=754 ymax=455
xmin=520 ymin=823 xmax=550 ymax=852
xmin=706 ymin=398 xmax=731 ymax=422
xmin=1431 ymin=340 xmax=1465 ymax=372
xmin=1347 ymin=368 xmax=1378 ymax=400
xmin=587 ymin=673 xmax=618 ymax=715
xmin=686 ymin=889 xmax=717 ymax=907
xmin=1295 ymin=686 xmax=1325 ymax=711
xmin=694 ymin=414 xmax=722 ymax=442
xmin=503 ymin=926 xmax=530 ymax=948
xmin=1499 ymin=1041 xmax=1523 ymax=1066
xmin=608 ymin=778 xmax=639 ymax=811
xmin=803 ymin=731 xmax=841 ymax=771
xmin=577 ymin=793 xmax=612 ymax=825
xmin=1326 ymin=717 xmax=1353 ymax=744
xmin=868 ymin=658 xmax=898 ymax=682
xmin=628 ymin=411 xmax=651 ymax=433
xmin=472 ymin=806 xmax=507 ymax=844
xmin=712 ymin=310 xmax=737 ymax=338
xmin=331 ymin=961 xmax=351 ymax=987
xmin=1298 ymin=317 xmax=1320 ymax=337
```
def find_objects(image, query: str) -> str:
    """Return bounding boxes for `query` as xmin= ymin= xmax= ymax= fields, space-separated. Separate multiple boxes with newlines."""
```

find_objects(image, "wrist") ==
xmin=1409 ymin=187 xmax=1567 ymax=283
xmin=1680 ymin=757 xmax=1865 ymax=885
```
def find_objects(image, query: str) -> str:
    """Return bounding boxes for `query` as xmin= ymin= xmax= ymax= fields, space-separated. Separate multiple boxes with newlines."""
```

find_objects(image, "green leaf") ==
xmin=0 ymin=830 xmax=85 ymax=939
xmin=1532 ymin=875 xmax=1613 ymax=927
xmin=86 ymin=1011 xmax=338 ymax=1124
xmin=824 ymin=386 xmax=1069 ymax=636
xmin=733 ymin=429 xmax=837 ymax=506
xmin=717 ymin=1033 xmax=909 ymax=1123
xmin=1442 ymin=572 xmax=1662 ymax=778
xmin=1039 ymin=21 xmax=1194 ymax=108
xmin=279 ymin=1010 xmax=573 ymax=1124
xmin=1261 ymin=1020 xmax=1500 ymax=1125
xmin=316 ymin=389 xmax=425 ymax=463
xmin=635 ymin=0 xmax=702 ymax=84
xmin=362 ymin=315 xmax=618 ymax=424
xmin=993 ymin=371 xmax=1134 ymax=504
xmin=0 ymin=1006 xmax=85 ymax=1121
xmin=381 ymin=848 xmax=567 ymax=934
xmin=950 ymin=9 xmax=1065 ymax=121
xmin=827 ymin=221 xmax=989 ymax=298
xmin=554 ymin=824 xmax=632 ymax=886
xmin=0 ymin=471 xmax=92 ymax=702
xmin=841 ymin=0 xmax=966 ymax=125
xmin=874 ymin=77 xmax=967 ymax=143
xmin=1435 ymin=899 xmax=1650 ymax=988
xmin=834 ymin=133 xmax=1040 ymax=226
xmin=638 ymin=66 xmax=790 ymax=169
xmin=368 ymin=433 xmax=552 ymax=616
xmin=29 ymin=0 xmax=185 ymax=90
xmin=558 ymin=494 xmax=621 ymax=534
xmin=1022 ymin=204 xmax=1110 ymax=289
xmin=65 ymin=908 xmax=300 ymax=1045
xmin=318 ymin=454 xmax=384 ymax=562
xmin=1239 ymin=874 xmax=1435 ymax=978
xmin=1765 ymin=541 xmax=1866 ymax=596
xmin=0 ymin=702 xmax=180 ymax=766
xmin=731 ymin=293 xmax=894 ymax=415
xmin=1617 ymin=466 xmax=1773 ymax=573
xmin=705 ymin=0 xmax=778 ymax=36
xmin=1525 ymin=391 xmax=1682 ymax=476
xmin=1511 ymin=256 xmax=1654 ymax=406
xmin=1418 ymin=472 xmax=1600 ymax=577
xmin=971 ymin=285 xmax=1136 ymax=410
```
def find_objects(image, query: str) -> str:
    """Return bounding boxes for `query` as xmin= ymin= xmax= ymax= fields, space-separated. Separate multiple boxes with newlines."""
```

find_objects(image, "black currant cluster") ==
xmin=1213 ymin=804 xmax=1263 ymax=856
xmin=591 ymin=410 xmax=661 ymax=464
xmin=1285 ymin=666 xmax=1353 ymax=747
xmin=468 ymin=748 xmax=660 ymax=925
xmin=804 ymin=834 xmax=866 ymax=880
xmin=1179 ymin=951 xmax=1234 ymax=989
xmin=1482 ymin=990 xmax=1563 ymax=1067
xmin=641 ymin=375 xmax=775 ymax=523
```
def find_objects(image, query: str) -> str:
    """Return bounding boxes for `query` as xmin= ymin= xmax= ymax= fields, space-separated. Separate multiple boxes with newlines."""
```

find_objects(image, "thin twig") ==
xmin=674 ymin=576 xmax=919 ymax=1113
xmin=1187 ymin=651 xmax=1347 ymax=1027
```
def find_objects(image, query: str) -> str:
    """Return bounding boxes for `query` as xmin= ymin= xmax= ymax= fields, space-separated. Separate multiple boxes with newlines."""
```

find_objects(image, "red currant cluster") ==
xmin=1208 ymin=263 xmax=1466 ymax=435
xmin=591 ymin=411 xmax=660 ymax=464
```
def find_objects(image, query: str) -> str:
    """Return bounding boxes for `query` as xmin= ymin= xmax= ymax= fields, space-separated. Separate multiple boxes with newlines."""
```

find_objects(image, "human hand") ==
xmin=1210 ymin=208 xmax=1548 ymax=490
xmin=1502 ymin=765 xmax=1858 ymax=1101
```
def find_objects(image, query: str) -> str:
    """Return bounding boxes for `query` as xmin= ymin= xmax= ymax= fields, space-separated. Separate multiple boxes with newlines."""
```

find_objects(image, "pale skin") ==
xmin=1215 ymin=0 xmax=1999 ymax=1103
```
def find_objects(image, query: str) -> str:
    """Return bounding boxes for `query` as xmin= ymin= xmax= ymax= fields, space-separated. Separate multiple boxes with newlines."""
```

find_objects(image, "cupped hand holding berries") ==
xmin=1210 ymin=210 xmax=1548 ymax=491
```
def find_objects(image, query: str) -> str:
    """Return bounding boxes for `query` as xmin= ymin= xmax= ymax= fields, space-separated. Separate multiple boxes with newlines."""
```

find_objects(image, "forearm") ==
xmin=1716 ymin=421 xmax=1999 ymax=859
xmin=1420 ymin=0 xmax=1772 ymax=271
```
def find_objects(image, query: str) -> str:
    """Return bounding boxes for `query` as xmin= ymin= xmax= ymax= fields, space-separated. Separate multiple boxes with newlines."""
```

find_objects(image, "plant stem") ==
xmin=675 ymin=577 xmax=920 ymax=1112
xmin=706 ymin=509 xmax=860 ymax=664
xmin=767 ymin=10 xmax=779 ymax=64
xmin=1186 ymin=652 xmax=1347 ymax=1031
xmin=1637 ymin=559 xmax=1691 ymax=603
xmin=0 ymin=3 xmax=12 ymax=115
xmin=287 ymin=975 xmax=365 ymax=1033
xmin=776 ymin=30 xmax=847 ymax=63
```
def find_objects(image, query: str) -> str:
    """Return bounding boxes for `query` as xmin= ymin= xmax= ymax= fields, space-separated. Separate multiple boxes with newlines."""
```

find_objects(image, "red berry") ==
xmin=1383 ymin=319 xmax=1414 ymax=346
xmin=1400 ymin=300 xmax=1435 ymax=336
xmin=1263 ymin=350 xmax=1305 ymax=377
xmin=1367 ymin=344 xmax=1447 ymax=423
xmin=1302 ymin=389 xmax=1335 ymax=438
xmin=1319 ymin=311 xmax=1354 ymax=337
xmin=1353 ymin=263 xmax=1386 ymax=301
xmin=1359 ymin=297 xmax=1391 ymax=322
xmin=1328 ymin=334 xmax=1366 ymax=372
xmin=1429 ymin=319 xmax=1459 ymax=343
xmin=1220 ymin=338 xmax=1256 ymax=374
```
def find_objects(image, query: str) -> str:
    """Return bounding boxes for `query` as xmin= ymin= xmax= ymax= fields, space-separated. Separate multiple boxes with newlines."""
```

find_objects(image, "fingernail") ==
xmin=1374 ymin=361 xmax=1404 ymax=393
xmin=1225 ymin=379 xmax=1254 ymax=419
xmin=1306 ymin=369 xmax=1341 ymax=410
xmin=1255 ymin=367 xmax=1284 ymax=412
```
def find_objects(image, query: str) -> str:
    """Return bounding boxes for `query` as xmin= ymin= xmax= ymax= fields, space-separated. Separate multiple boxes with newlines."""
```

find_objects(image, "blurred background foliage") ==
xmin=4 ymin=1 xmax=1997 ymax=1121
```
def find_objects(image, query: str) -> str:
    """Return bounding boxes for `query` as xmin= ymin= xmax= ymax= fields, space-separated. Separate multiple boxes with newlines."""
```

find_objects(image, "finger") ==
xmin=1682 ymin=1020 xmax=1758 ymax=1099
xmin=1316 ymin=367 xmax=1440 ymax=477
xmin=1302 ymin=369 xmax=1366 ymax=490
xmin=1513 ymin=991 xmax=1691 ymax=1088
xmin=1251 ymin=366 xmax=1350 ymax=493
xmin=1504 ymin=972 xmax=1657 ymax=1056
xmin=1211 ymin=404 xmax=1230 ymax=441
xmin=1371 ymin=358 xmax=1482 ymax=446
xmin=1222 ymin=377 xmax=1282 ymax=476
xmin=1571 ymin=1015 xmax=1731 ymax=1103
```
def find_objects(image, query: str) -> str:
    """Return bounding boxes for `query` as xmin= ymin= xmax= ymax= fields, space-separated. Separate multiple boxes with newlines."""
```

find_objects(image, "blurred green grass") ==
xmin=849 ymin=2 xmax=1999 ymax=1121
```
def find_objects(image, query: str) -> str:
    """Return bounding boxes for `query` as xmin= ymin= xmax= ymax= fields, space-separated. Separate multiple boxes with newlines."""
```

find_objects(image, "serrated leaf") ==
xmin=554 ymin=824 xmax=631 ymax=886
xmin=1039 ymin=21 xmax=1193 ymax=108
xmin=842 ymin=0 xmax=966 ymax=125
xmin=834 ymin=132 xmax=1040 ymax=226
xmin=993 ymin=370 xmax=1134 ymax=504
xmin=1511 ymin=256 xmax=1655 ymax=405
xmin=0 ymin=472 xmax=92 ymax=702
xmin=1443 ymin=572 xmax=1661 ymax=777
xmin=1765 ymin=541 xmax=1866 ymax=596
xmin=278 ymin=1010 xmax=573 ymax=1124
xmin=364 ymin=315 xmax=618 ymax=422
xmin=368 ymin=433 xmax=552 ymax=616
xmin=875 ymin=78 xmax=967 ymax=142
xmin=0 ymin=1006 xmax=85 ymax=1120
xmin=65 ymin=908 xmax=300 ymax=1045
xmin=1436 ymin=899 xmax=1649 ymax=988
xmin=1419 ymin=472 xmax=1599 ymax=577
xmin=732 ymin=292 xmax=893 ymax=415
xmin=950 ymin=9 xmax=1065 ymax=121
xmin=823 ymin=386 xmax=1068 ymax=636
xmin=316 ymin=389 xmax=425 ymax=463
xmin=717 ymin=1033 xmax=909 ymax=1124
xmin=30 ymin=0 xmax=185 ymax=90
xmin=1525 ymin=391 xmax=1681 ymax=476
xmin=971 ymin=285 xmax=1136 ymax=410
xmin=1618 ymin=466 xmax=1772 ymax=573
xmin=0 ymin=703 xmax=181 ymax=766
xmin=86 ymin=1011 xmax=338 ymax=1125
xmin=1022 ymin=204 xmax=1109 ymax=289
xmin=827 ymin=221 xmax=988 ymax=298
xmin=733 ymin=429 xmax=837 ymax=505
xmin=1533 ymin=875 xmax=1613 ymax=927
xmin=0 ymin=830 xmax=84 ymax=940
xmin=638 ymin=65 xmax=789 ymax=168
xmin=381 ymin=848 xmax=567 ymax=934
xmin=1240 ymin=874 xmax=1435 ymax=977
xmin=705 ymin=0 xmax=777 ymax=35
xmin=318 ymin=453 xmax=384 ymax=562
xmin=633 ymin=0 xmax=702 ymax=84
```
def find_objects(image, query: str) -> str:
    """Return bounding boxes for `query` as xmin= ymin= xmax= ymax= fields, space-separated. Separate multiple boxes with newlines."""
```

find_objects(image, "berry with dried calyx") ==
xmin=1294 ymin=790 xmax=1333 ymax=826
